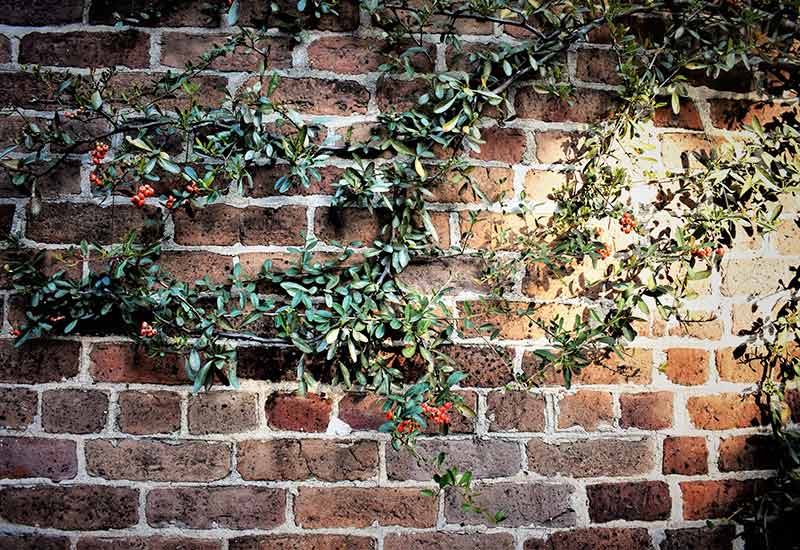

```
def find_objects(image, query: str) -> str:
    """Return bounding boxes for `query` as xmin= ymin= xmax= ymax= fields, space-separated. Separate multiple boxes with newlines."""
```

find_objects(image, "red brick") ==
xmin=294 ymin=487 xmax=437 ymax=528
xmin=0 ymin=72 xmax=75 ymax=111
xmin=528 ymin=348 xmax=653 ymax=386
xmin=685 ymin=65 xmax=755 ymax=92
xmin=308 ymin=37 xmax=432 ymax=74
xmin=188 ymin=391 xmax=259 ymax=434
xmin=557 ymin=390 xmax=614 ymax=431
xmin=90 ymin=0 xmax=220 ymax=26
xmin=0 ymin=0 xmax=83 ymax=25
xmin=575 ymin=49 xmax=622 ymax=85
xmin=534 ymin=528 xmax=652 ymax=550
xmin=487 ymin=391 xmax=545 ymax=432
xmin=620 ymin=392 xmax=673 ymax=430
xmin=0 ymin=534 xmax=69 ymax=550
xmin=430 ymin=166 xmax=514 ymax=203
xmin=0 ymin=160 xmax=81 ymax=198
xmin=236 ymin=345 xmax=304 ymax=381
xmin=20 ymin=31 xmax=151 ymax=69
xmin=0 ymin=437 xmax=77 ymax=480
xmin=399 ymin=257 xmax=486 ymax=295
xmin=709 ymin=98 xmax=795 ymax=130
xmin=441 ymin=345 xmax=516 ymax=387
xmin=687 ymin=393 xmax=764 ymax=429
xmin=667 ymin=313 xmax=723 ymax=339
xmin=248 ymin=165 xmax=341 ymax=197
xmin=515 ymin=88 xmax=618 ymax=123
xmin=718 ymin=434 xmax=778 ymax=472
xmin=663 ymin=436 xmax=708 ymax=475
xmin=161 ymin=33 xmax=293 ymax=71
xmin=270 ymin=77 xmax=369 ymax=115
xmin=445 ymin=482 xmax=575 ymax=527
xmin=265 ymin=392 xmax=332 ymax=432
xmin=587 ymin=481 xmax=671 ymax=522
xmin=337 ymin=392 xmax=386 ymax=430
xmin=654 ymin=99 xmax=704 ymax=130
xmin=0 ymin=340 xmax=80 ymax=383
xmin=664 ymin=348 xmax=709 ymax=385
xmin=27 ymin=202 xmax=160 ymax=244
xmin=241 ymin=206 xmax=308 ymax=245
xmin=681 ymin=479 xmax=760 ymax=520
xmin=0 ymin=387 xmax=37 ymax=429
xmin=85 ymin=439 xmax=231 ymax=481
xmin=238 ymin=0 xmax=359 ymax=31
xmin=237 ymin=439 xmax=378 ymax=481
xmin=146 ymin=487 xmax=285 ymax=529
xmin=76 ymin=538 xmax=222 ymax=550
xmin=660 ymin=527 xmax=735 ymax=550
xmin=471 ymin=126 xmax=527 ymax=163
xmin=42 ymin=389 xmax=108 ymax=434
xmin=172 ymin=204 xmax=241 ymax=245
xmin=230 ymin=535 xmax=374 ymax=550
xmin=388 ymin=438 xmax=521 ymax=481
xmin=528 ymin=437 xmax=653 ymax=477
xmin=90 ymin=343 xmax=186 ymax=384
xmin=375 ymin=78 xmax=428 ymax=112
xmin=660 ymin=133 xmax=725 ymax=172
xmin=0 ymin=485 xmax=138 ymax=529
xmin=312 ymin=207 xmax=385 ymax=246
xmin=715 ymin=347 xmax=768 ymax=383
xmin=118 ymin=391 xmax=181 ymax=435
xmin=160 ymin=251 xmax=233 ymax=285
xmin=385 ymin=533 xmax=513 ymax=550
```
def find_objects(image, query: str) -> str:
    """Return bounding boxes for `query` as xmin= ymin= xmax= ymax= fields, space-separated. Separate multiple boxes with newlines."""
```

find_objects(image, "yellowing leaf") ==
xmin=414 ymin=157 xmax=427 ymax=178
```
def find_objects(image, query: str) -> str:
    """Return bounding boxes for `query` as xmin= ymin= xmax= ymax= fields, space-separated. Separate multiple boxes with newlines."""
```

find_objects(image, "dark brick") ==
xmin=230 ymin=535 xmax=374 ymax=550
xmin=0 ymin=437 xmax=77 ymax=480
xmin=385 ymin=533 xmax=514 ymax=550
xmin=0 ymin=387 xmax=37 ymax=429
xmin=0 ymin=340 xmax=80 ymax=383
xmin=388 ymin=438 xmax=521 ymax=481
xmin=445 ymin=482 xmax=575 ymax=527
xmin=188 ymin=391 xmax=259 ymax=434
xmin=90 ymin=0 xmax=220 ymax=27
xmin=27 ymin=202 xmax=161 ymax=245
xmin=265 ymin=392 xmax=332 ymax=432
xmin=587 ymin=481 xmax=671 ymax=522
xmin=146 ymin=487 xmax=285 ymax=529
xmin=0 ymin=534 xmax=69 ymax=550
xmin=0 ymin=0 xmax=83 ymax=25
xmin=528 ymin=437 xmax=654 ymax=477
xmin=20 ymin=31 xmax=151 ymax=69
xmin=42 ymin=389 xmax=108 ymax=434
xmin=660 ymin=527 xmax=735 ymax=550
xmin=118 ymin=391 xmax=182 ymax=435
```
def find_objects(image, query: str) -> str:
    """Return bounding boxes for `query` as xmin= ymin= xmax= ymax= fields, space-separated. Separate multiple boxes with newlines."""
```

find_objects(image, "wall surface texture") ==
xmin=0 ymin=1 xmax=795 ymax=550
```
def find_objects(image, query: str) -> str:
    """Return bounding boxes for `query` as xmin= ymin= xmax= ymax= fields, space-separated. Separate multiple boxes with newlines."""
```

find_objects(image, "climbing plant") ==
xmin=2 ymin=0 xmax=799 ymax=544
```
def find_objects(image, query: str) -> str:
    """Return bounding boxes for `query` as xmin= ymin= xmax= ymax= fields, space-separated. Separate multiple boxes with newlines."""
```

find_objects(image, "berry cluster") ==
xmin=90 ymin=142 xmax=109 ymax=165
xmin=421 ymin=402 xmax=453 ymax=424
xmin=140 ymin=321 xmax=157 ymax=337
xmin=185 ymin=182 xmax=200 ymax=194
xmin=396 ymin=419 xmax=419 ymax=433
xmin=9 ymin=328 xmax=21 ymax=337
xmin=131 ymin=184 xmax=155 ymax=208
xmin=89 ymin=172 xmax=103 ymax=187
xmin=598 ymin=243 xmax=612 ymax=259
xmin=619 ymin=212 xmax=637 ymax=234
xmin=166 ymin=196 xmax=176 ymax=209
xmin=691 ymin=246 xmax=725 ymax=258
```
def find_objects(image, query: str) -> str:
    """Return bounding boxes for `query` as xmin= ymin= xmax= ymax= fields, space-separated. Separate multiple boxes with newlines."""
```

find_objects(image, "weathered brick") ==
xmin=265 ymin=392 xmax=332 ymax=432
xmin=663 ymin=436 xmax=708 ymax=475
xmin=230 ymin=535 xmax=374 ymax=550
xmin=42 ymin=389 xmax=108 ymax=434
xmin=0 ymin=534 xmax=69 ymax=550
xmin=90 ymin=343 xmax=186 ymax=384
xmin=587 ymin=481 xmax=671 ymax=522
xmin=270 ymin=77 xmax=369 ymax=115
xmin=237 ymin=439 xmax=378 ymax=481
xmin=575 ymin=48 xmax=623 ymax=85
xmin=620 ymin=392 xmax=673 ymax=430
xmin=0 ymin=204 xmax=14 ymax=236
xmin=308 ymin=37 xmax=432 ymax=74
xmin=399 ymin=257 xmax=485 ymax=294
xmin=375 ymin=78 xmax=428 ymax=113
xmin=20 ymin=31 xmax=151 ymax=69
xmin=516 ymin=88 xmax=618 ymax=123
xmin=0 ymin=437 xmax=76 ymax=480
xmin=85 ymin=439 xmax=231 ymax=481
xmin=0 ymin=485 xmax=138 ymax=529
xmin=532 ymin=528 xmax=652 ymax=550
xmin=236 ymin=345 xmax=304 ymax=382
xmin=0 ymin=0 xmax=83 ymax=25
xmin=718 ymin=434 xmax=778 ymax=472
xmin=188 ymin=391 xmax=259 ymax=434
xmin=430 ymin=166 xmax=514 ymax=203
xmin=528 ymin=437 xmax=653 ymax=477
xmin=660 ymin=527 xmax=735 ymax=550
xmin=90 ymin=0 xmax=220 ymax=26
xmin=160 ymin=251 xmax=233 ymax=285
xmin=388 ymin=438 xmax=520 ymax=481
xmin=654 ymin=99 xmax=704 ymax=130
xmin=294 ymin=487 xmax=437 ymax=528
xmin=715 ymin=347 xmax=768 ymax=383
xmin=147 ymin=487 xmax=285 ymax=529
xmin=487 ymin=391 xmax=545 ymax=432
xmin=0 ymin=72 xmax=75 ymax=110
xmin=0 ymin=159 xmax=81 ymax=198
xmin=471 ymin=126 xmax=527 ymax=163
xmin=660 ymin=133 xmax=726 ymax=172
xmin=27 ymin=202 xmax=160 ymax=244
xmin=162 ymin=33 xmax=292 ymax=71
xmin=681 ymin=479 xmax=760 ymax=520
xmin=76 ymin=538 xmax=222 ymax=550
xmin=664 ymin=348 xmax=709 ymax=385
xmin=528 ymin=348 xmax=653 ymax=386
xmin=687 ymin=393 xmax=764 ymax=430
xmin=0 ymin=387 xmax=37 ymax=430
xmin=534 ymin=130 xmax=585 ymax=164
xmin=248 ymin=165 xmax=341 ymax=197
xmin=667 ymin=312 xmax=723 ymax=339
xmin=557 ymin=390 xmax=614 ymax=431
xmin=118 ymin=391 xmax=182 ymax=435
xmin=721 ymin=258 xmax=795 ymax=296
xmin=238 ymin=0 xmax=359 ymax=31
xmin=445 ymin=482 xmax=575 ymax=527
xmin=0 ymin=340 xmax=79 ymax=383
xmin=774 ymin=219 xmax=800 ymax=255
xmin=385 ymin=533 xmax=513 ymax=550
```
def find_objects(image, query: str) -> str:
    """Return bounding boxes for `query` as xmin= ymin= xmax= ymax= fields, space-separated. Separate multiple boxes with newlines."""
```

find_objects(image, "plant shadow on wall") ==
xmin=2 ymin=0 xmax=800 ymax=545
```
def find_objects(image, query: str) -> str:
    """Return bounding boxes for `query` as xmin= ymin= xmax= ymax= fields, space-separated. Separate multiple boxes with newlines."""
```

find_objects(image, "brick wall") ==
xmin=0 ymin=2 xmax=795 ymax=549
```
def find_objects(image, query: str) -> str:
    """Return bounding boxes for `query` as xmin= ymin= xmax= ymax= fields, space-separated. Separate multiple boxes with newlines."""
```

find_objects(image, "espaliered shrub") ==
xmin=0 ymin=1 xmax=799 ymax=548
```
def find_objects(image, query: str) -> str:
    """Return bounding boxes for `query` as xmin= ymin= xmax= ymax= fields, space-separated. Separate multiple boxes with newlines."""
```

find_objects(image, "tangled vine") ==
xmin=2 ymin=0 xmax=800 ymax=544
